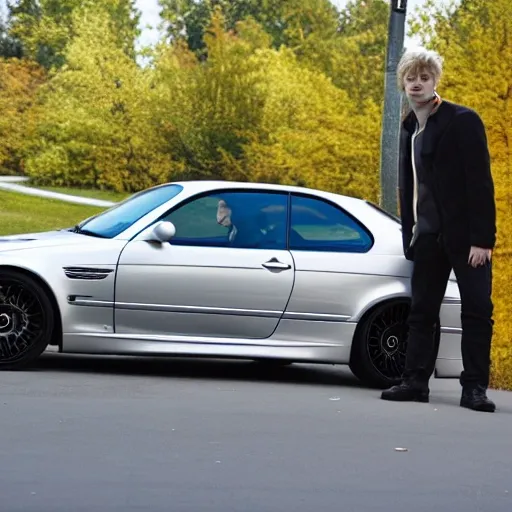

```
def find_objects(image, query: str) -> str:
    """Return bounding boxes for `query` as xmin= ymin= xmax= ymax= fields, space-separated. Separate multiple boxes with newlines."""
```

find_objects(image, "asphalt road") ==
xmin=1 ymin=353 xmax=511 ymax=512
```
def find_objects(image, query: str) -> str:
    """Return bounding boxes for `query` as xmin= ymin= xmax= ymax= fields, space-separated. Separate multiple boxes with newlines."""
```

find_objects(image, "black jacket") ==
xmin=398 ymin=100 xmax=496 ymax=260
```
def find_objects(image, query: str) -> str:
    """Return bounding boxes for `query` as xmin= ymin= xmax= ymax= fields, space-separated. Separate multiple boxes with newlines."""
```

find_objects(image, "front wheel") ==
xmin=0 ymin=270 xmax=54 ymax=370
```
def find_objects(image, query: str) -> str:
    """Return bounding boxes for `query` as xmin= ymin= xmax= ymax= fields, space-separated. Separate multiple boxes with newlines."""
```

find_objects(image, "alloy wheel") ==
xmin=0 ymin=277 xmax=46 ymax=363
xmin=365 ymin=303 xmax=409 ymax=380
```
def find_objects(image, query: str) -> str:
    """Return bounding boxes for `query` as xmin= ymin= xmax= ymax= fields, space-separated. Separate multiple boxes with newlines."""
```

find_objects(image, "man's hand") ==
xmin=468 ymin=246 xmax=492 ymax=268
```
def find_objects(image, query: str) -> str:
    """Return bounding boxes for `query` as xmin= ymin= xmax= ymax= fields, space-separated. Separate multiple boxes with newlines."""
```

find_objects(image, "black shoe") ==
xmin=460 ymin=385 xmax=496 ymax=412
xmin=381 ymin=381 xmax=429 ymax=403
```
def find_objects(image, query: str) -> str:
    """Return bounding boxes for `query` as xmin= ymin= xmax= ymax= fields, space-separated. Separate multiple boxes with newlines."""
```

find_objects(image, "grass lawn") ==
xmin=0 ymin=190 xmax=108 ymax=236
xmin=25 ymin=184 xmax=130 ymax=202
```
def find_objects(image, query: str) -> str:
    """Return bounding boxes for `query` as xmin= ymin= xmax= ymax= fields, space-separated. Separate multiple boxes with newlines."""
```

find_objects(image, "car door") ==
xmin=114 ymin=190 xmax=294 ymax=339
xmin=284 ymin=193 xmax=375 ymax=322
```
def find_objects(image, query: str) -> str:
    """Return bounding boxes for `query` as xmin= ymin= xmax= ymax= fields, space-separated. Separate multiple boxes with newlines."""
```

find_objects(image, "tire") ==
xmin=349 ymin=301 xmax=441 ymax=389
xmin=0 ymin=269 xmax=54 ymax=370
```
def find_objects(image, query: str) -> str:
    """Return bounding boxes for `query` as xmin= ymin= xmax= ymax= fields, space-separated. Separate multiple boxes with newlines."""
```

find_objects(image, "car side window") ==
xmin=289 ymin=195 xmax=373 ymax=252
xmin=162 ymin=191 xmax=289 ymax=250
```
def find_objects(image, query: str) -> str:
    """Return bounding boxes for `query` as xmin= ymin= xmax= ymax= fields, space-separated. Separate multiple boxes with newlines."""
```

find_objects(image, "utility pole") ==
xmin=380 ymin=0 xmax=407 ymax=216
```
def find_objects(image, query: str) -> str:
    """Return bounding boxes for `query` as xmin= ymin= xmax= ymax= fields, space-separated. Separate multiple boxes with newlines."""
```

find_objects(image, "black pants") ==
xmin=403 ymin=234 xmax=494 ymax=388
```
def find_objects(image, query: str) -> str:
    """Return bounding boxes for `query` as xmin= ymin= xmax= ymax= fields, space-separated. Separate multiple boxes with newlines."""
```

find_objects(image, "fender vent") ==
xmin=63 ymin=267 xmax=114 ymax=280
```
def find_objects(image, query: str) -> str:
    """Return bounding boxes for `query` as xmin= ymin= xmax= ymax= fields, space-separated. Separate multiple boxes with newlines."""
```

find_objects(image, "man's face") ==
xmin=216 ymin=200 xmax=232 ymax=227
xmin=403 ymin=68 xmax=436 ymax=105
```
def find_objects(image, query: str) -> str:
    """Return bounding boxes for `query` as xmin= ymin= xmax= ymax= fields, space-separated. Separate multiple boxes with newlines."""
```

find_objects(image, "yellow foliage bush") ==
xmin=0 ymin=58 xmax=46 ymax=175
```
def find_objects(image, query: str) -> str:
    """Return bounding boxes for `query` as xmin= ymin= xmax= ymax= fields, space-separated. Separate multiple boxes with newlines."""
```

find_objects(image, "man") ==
xmin=216 ymin=199 xmax=238 ymax=243
xmin=380 ymin=47 xmax=497 ymax=412
xmin=216 ymin=198 xmax=270 ymax=248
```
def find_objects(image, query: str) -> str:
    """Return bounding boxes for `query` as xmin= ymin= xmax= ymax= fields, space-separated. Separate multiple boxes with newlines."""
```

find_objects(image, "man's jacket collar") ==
xmin=402 ymin=97 xmax=456 ymax=134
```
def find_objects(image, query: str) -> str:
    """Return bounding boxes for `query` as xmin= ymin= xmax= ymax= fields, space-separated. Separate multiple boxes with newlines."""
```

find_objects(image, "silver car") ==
xmin=0 ymin=180 xmax=462 ymax=387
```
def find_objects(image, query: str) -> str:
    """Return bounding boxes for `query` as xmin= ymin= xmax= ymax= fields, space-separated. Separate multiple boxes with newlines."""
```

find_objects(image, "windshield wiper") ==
xmin=70 ymin=225 xmax=108 ymax=238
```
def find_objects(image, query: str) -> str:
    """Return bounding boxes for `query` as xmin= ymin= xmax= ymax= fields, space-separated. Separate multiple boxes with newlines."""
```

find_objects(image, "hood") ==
xmin=0 ymin=229 xmax=89 ymax=252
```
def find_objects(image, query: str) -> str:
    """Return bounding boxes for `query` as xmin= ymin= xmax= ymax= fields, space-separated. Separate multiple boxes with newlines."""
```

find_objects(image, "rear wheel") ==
xmin=350 ymin=302 xmax=409 ymax=389
xmin=0 ymin=270 xmax=54 ymax=370
xmin=349 ymin=301 xmax=440 ymax=389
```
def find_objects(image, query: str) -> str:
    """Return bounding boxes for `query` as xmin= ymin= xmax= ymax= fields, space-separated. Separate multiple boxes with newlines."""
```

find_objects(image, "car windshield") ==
xmin=75 ymin=184 xmax=183 ymax=239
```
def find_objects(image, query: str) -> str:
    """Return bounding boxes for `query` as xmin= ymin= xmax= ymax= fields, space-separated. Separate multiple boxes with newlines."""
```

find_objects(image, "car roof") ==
xmin=170 ymin=180 xmax=366 ymax=209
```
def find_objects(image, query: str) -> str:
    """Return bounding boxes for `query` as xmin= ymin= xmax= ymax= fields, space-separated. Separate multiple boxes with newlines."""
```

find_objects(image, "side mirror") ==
xmin=138 ymin=221 xmax=176 ymax=243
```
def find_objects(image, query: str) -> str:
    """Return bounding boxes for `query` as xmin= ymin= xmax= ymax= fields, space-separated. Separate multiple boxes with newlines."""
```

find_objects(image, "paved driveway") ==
xmin=1 ymin=354 xmax=511 ymax=512
xmin=0 ymin=176 xmax=115 ymax=207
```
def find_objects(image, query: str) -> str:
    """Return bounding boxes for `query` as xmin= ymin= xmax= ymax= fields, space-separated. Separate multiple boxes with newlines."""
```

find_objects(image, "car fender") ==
xmin=349 ymin=278 xmax=412 ymax=323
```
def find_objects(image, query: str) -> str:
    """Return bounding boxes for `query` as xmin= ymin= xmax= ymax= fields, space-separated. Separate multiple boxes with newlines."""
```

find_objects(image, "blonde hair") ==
xmin=397 ymin=47 xmax=443 ymax=91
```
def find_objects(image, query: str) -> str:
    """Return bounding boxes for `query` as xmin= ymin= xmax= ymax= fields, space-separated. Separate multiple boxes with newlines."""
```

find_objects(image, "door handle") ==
xmin=262 ymin=258 xmax=291 ymax=270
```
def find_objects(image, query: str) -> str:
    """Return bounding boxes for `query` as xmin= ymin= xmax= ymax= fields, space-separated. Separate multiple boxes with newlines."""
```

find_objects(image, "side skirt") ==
xmin=62 ymin=320 xmax=358 ymax=364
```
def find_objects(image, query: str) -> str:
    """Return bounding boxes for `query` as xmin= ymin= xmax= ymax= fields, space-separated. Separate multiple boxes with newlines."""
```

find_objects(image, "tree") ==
xmin=158 ymin=0 xmax=388 ymax=110
xmin=7 ymin=0 xmax=141 ymax=69
xmin=25 ymin=7 xmax=170 ymax=192
xmin=0 ymin=8 xmax=23 ymax=57
xmin=279 ymin=0 xmax=339 ymax=50
xmin=331 ymin=0 xmax=389 ymax=108
xmin=274 ymin=0 xmax=388 ymax=133
xmin=159 ymin=0 xmax=339 ymax=57
xmin=0 ymin=57 xmax=45 ymax=175
xmin=151 ymin=7 xmax=382 ymax=197
xmin=152 ymin=9 xmax=272 ymax=180
xmin=410 ymin=0 xmax=512 ymax=388
xmin=239 ymin=47 xmax=381 ymax=201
